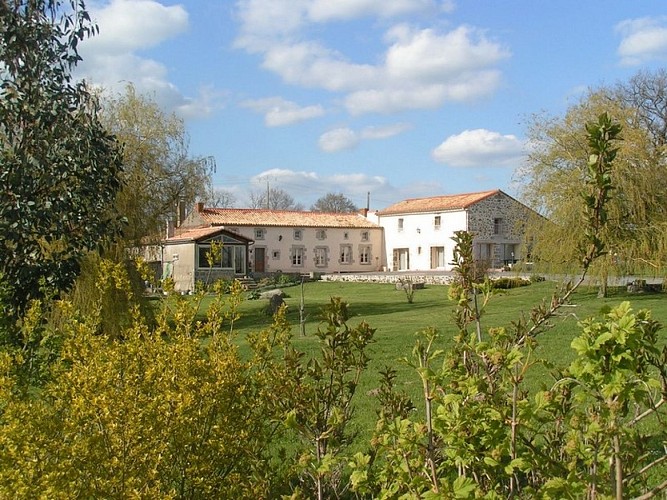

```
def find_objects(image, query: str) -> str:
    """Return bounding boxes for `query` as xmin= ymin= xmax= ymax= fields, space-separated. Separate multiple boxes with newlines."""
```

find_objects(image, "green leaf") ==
xmin=452 ymin=475 xmax=476 ymax=498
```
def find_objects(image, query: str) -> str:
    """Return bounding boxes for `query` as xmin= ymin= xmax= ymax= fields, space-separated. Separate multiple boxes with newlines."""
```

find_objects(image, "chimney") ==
xmin=359 ymin=207 xmax=368 ymax=217
xmin=176 ymin=198 xmax=186 ymax=227
xmin=196 ymin=202 xmax=204 ymax=213
xmin=166 ymin=217 xmax=174 ymax=238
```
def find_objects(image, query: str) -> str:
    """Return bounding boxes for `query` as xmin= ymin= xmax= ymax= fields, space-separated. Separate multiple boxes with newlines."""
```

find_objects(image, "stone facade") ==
xmin=467 ymin=191 xmax=532 ymax=268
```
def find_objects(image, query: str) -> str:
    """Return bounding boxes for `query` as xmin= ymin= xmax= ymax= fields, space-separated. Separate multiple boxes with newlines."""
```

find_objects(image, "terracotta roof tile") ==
xmin=198 ymin=208 xmax=380 ymax=229
xmin=165 ymin=226 xmax=251 ymax=244
xmin=377 ymin=190 xmax=501 ymax=215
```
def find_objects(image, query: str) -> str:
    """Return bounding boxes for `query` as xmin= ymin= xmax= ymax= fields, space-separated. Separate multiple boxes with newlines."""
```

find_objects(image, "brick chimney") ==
xmin=166 ymin=217 xmax=174 ymax=238
xmin=176 ymin=198 xmax=186 ymax=227
xmin=195 ymin=202 xmax=204 ymax=213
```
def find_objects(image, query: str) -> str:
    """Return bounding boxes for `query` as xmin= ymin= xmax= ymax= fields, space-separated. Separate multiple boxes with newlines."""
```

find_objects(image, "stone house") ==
xmin=375 ymin=190 xmax=534 ymax=271
xmin=162 ymin=203 xmax=383 ymax=290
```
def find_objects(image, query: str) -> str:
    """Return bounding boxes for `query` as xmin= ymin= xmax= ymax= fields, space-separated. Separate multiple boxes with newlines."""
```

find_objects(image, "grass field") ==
xmin=196 ymin=279 xmax=667 ymax=448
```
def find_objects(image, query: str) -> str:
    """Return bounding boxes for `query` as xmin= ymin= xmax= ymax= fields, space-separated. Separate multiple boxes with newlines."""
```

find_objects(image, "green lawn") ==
xmin=197 ymin=279 xmax=667 ymax=448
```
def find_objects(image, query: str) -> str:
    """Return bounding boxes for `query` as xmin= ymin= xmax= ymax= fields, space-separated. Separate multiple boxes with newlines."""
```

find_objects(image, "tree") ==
xmin=352 ymin=116 xmax=667 ymax=499
xmin=517 ymin=71 xmax=667 ymax=291
xmin=204 ymin=187 xmax=237 ymax=208
xmin=249 ymin=187 xmax=304 ymax=210
xmin=98 ymin=84 xmax=212 ymax=244
xmin=617 ymin=69 xmax=667 ymax=149
xmin=0 ymin=0 xmax=123 ymax=323
xmin=0 ymin=262 xmax=276 ymax=498
xmin=311 ymin=192 xmax=358 ymax=213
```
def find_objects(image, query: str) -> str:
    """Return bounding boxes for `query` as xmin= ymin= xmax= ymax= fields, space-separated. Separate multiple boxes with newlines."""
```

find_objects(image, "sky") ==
xmin=77 ymin=0 xmax=667 ymax=210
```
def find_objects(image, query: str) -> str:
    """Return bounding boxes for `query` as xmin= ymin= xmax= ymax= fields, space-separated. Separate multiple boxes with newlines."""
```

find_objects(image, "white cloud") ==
xmin=319 ymin=128 xmax=360 ymax=152
xmin=77 ymin=0 xmax=220 ymax=118
xmin=261 ymin=42 xmax=379 ymax=91
xmin=431 ymin=129 xmax=525 ymax=167
xmin=228 ymin=168 xmax=441 ymax=209
xmin=247 ymin=169 xmax=395 ymax=207
xmin=235 ymin=0 xmax=440 ymax=49
xmin=234 ymin=0 xmax=509 ymax=115
xmin=318 ymin=122 xmax=411 ymax=152
xmin=85 ymin=0 xmax=188 ymax=53
xmin=360 ymin=122 xmax=412 ymax=139
xmin=385 ymin=25 xmax=507 ymax=81
xmin=241 ymin=97 xmax=325 ymax=126
xmin=308 ymin=0 xmax=436 ymax=22
xmin=616 ymin=17 xmax=667 ymax=66
xmin=234 ymin=0 xmax=309 ymax=52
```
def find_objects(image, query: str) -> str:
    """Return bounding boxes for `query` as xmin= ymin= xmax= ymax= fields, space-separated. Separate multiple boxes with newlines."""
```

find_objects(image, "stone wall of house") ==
xmin=194 ymin=269 xmax=238 ymax=287
xmin=319 ymin=272 xmax=532 ymax=285
xmin=321 ymin=272 xmax=456 ymax=285
xmin=467 ymin=192 xmax=530 ymax=239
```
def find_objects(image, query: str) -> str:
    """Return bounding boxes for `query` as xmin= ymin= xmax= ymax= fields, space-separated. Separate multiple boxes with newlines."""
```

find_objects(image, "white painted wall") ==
xmin=379 ymin=210 xmax=468 ymax=271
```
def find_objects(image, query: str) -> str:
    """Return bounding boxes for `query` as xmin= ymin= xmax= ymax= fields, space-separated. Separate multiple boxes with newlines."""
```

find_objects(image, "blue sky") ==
xmin=78 ymin=1 xmax=667 ymax=210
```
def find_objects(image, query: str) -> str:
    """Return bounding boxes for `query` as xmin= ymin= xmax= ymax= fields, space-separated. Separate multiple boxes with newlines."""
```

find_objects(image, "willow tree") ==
xmin=99 ymin=84 xmax=212 ymax=244
xmin=518 ymin=73 xmax=667 ymax=294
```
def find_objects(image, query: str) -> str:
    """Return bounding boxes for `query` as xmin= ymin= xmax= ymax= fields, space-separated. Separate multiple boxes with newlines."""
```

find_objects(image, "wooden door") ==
xmin=254 ymin=247 xmax=265 ymax=273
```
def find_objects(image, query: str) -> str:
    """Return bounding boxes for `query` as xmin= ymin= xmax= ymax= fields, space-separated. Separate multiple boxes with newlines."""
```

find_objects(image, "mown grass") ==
xmin=195 ymin=279 xmax=667 ymax=449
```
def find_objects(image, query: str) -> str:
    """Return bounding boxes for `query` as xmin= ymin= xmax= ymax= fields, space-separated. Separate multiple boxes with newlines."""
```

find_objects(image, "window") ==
xmin=234 ymin=247 xmax=245 ymax=274
xmin=340 ymin=244 xmax=352 ymax=264
xmin=294 ymin=229 xmax=303 ymax=240
xmin=434 ymin=216 xmax=441 ymax=230
xmin=431 ymin=246 xmax=445 ymax=269
xmin=254 ymin=228 xmax=265 ymax=240
xmin=314 ymin=247 xmax=328 ymax=267
xmin=398 ymin=218 xmax=404 ymax=232
xmin=291 ymin=246 xmax=304 ymax=266
xmin=494 ymin=218 xmax=504 ymax=235
xmin=198 ymin=243 xmax=244 ymax=272
xmin=359 ymin=245 xmax=371 ymax=264
xmin=198 ymin=246 xmax=221 ymax=268
xmin=316 ymin=229 xmax=327 ymax=240
xmin=221 ymin=246 xmax=233 ymax=268
xmin=272 ymin=250 xmax=280 ymax=260
xmin=361 ymin=231 xmax=369 ymax=241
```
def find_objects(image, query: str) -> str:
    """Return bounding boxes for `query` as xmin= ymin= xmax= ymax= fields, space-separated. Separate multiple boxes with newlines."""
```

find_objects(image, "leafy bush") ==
xmin=491 ymin=277 xmax=531 ymax=289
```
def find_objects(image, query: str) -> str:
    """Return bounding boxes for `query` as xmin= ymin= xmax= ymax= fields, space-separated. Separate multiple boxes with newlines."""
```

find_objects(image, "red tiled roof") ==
xmin=377 ymin=190 xmax=501 ymax=216
xmin=197 ymin=208 xmax=380 ymax=229
xmin=164 ymin=226 xmax=251 ymax=244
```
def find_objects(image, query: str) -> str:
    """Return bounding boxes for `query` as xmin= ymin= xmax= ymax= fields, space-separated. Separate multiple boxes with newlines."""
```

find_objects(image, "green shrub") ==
xmin=491 ymin=277 xmax=531 ymax=289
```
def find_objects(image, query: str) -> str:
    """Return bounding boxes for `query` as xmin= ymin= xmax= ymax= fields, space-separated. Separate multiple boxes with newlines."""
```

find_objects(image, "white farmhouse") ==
xmin=154 ymin=190 xmax=536 ymax=291
xmin=160 ymin=203 xmax=383 ymax=291
xmin=376 ymin=190 xmax=533 ymax=271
